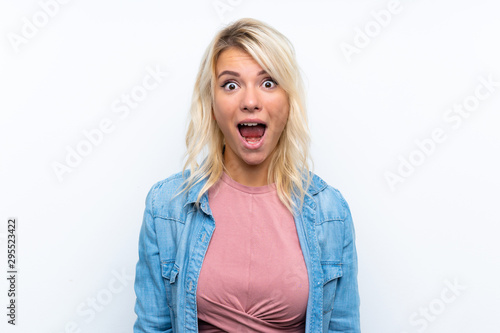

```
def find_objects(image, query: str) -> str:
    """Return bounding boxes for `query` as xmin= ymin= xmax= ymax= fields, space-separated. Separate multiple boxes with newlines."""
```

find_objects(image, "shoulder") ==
xmin=145 ymin=170 xmax=193 ymax=220
xmin=308 ymin=172 xmax=352 ymax=223
xmin=146 ymin=170 xmax=187 ymax=204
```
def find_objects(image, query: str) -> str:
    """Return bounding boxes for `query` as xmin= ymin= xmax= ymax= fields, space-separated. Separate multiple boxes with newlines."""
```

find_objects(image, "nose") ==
xmin=240 ymin=86 xmax=261 ymax=112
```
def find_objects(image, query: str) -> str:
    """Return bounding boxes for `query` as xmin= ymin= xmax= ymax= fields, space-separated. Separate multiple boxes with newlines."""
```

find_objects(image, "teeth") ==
xmin=245 ymin=137 xmax=261 ymax=143
xmin=241 ymin=123 xmax=258 ymax=126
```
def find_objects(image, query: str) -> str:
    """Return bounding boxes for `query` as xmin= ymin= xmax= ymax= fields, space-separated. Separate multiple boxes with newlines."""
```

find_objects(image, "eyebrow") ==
xmin=217 ymin=69 xmax=267 ymax=79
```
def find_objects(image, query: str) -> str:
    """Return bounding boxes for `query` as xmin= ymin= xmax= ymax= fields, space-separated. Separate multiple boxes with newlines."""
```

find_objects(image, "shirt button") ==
xmin=189 ymin=280 xmax=193 ymax=291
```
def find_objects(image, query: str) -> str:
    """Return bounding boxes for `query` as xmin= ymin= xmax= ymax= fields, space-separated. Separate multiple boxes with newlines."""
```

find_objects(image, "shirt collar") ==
xmin=183 ymin=170 xmax=327 ymax=210
xmin=307 ymin=172 xmax=328 ymax=195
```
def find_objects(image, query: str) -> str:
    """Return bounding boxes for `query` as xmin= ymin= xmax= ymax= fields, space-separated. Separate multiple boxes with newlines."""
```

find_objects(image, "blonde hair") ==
xmin=181 ymin=17 xmax=312 ymax=212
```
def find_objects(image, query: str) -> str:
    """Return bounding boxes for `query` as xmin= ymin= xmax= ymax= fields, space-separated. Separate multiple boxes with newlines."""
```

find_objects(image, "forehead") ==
xmin=215 ymin=47 xmax=262 ymax=74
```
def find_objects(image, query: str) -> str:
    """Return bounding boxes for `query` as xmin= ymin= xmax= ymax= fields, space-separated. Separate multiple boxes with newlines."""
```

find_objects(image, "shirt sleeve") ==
xmin=329 ymin=191 xmax=361 ymax=332
xmin=133 ymin=184 xmax=173 ymax=333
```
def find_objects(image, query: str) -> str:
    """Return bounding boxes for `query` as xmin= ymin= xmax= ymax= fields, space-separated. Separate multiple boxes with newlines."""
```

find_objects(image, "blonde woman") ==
xmin=134 ymin=18 xmax=360 ymax=332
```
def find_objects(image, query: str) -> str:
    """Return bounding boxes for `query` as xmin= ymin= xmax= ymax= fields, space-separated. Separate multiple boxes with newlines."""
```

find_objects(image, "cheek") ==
xmin=274 ymin=105 xmax=290 ymax=132
xmin=213 ymin=95 xmax=231 ymax=121
xmin=212 ymin=106 xmax=232 ymax=139
xmin=212 ymin=98 xmax=224 ymax=124
xmin=212 ymin=92 xmax=224 ymax=121
xmin=269 ymin=93 xmax=290 ymax=128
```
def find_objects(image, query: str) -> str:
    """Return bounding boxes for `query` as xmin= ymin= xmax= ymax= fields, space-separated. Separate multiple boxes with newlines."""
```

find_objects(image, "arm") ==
xmin=133 ymin=185 xmax=173 ymax=333
xmin=329 ymin=192 xmax=361 ymax=332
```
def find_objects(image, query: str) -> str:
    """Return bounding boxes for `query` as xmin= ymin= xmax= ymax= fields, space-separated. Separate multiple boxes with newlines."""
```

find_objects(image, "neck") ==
xmin=223 ymin=155 xmax=272 ymax=187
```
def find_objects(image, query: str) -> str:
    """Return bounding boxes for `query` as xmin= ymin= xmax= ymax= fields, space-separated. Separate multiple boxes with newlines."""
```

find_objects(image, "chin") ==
xmin=240 ymin=153 xmax=269 ymax=167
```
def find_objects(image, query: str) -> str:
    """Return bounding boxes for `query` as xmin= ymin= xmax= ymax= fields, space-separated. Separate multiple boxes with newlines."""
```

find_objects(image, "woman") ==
xmin=134 ymin=18 xmax=360 ymax=332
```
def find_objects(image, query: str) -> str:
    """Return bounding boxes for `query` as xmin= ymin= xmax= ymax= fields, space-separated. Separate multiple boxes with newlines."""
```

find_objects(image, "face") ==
xmin=213 ymin=47 xmax=289 ymax=175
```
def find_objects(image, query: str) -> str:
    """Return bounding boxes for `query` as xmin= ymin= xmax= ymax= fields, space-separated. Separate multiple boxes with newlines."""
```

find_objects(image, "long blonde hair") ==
xmin=181 ymin=18 xmax=312 ymax=213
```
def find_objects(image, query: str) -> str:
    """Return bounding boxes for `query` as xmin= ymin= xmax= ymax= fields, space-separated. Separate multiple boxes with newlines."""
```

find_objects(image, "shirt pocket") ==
xmin=161 ymin=260 xmax=179 ymax=311
xmin=321 ymin=262 xmax=343 ymax=313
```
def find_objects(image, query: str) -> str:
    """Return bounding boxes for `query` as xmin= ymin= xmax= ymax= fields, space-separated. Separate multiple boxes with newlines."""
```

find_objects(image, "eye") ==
xmin=221 ymin=81 xmax=239 ymax=91
xmin=262 ymin=79 xmax=278 ymax=89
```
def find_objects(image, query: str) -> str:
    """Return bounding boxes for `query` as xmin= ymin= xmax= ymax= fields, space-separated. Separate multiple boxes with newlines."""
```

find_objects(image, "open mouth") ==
xmin=238 ymin=122 xmax=267 ymax=144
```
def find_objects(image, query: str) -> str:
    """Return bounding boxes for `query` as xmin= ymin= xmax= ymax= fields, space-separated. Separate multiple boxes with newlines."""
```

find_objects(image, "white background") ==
xmin=1 ymin=0 xmax=499 ymax=332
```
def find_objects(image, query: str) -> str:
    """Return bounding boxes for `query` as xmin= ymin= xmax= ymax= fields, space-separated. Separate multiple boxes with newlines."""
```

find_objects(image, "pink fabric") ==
xmin=196 ymin=172 xmax=309 ymax=332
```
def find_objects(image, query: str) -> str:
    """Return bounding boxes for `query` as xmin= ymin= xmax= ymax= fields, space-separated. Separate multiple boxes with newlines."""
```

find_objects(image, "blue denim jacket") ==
xmin=133 ymin=171 xmax=360 ymax=332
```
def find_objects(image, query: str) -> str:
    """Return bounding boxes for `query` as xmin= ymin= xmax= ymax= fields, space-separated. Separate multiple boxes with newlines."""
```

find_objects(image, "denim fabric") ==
xmin=133 ymin=170 xmax=361 ymax=332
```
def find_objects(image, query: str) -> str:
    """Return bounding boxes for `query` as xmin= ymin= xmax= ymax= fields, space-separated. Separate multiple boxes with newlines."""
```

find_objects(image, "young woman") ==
xmin=133 ymin=18 xmax=360 ymax=333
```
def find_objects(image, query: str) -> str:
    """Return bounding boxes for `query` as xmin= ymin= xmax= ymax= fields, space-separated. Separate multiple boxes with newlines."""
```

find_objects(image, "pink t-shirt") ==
xmin=196 ymin=172 xmax=309 ymax=332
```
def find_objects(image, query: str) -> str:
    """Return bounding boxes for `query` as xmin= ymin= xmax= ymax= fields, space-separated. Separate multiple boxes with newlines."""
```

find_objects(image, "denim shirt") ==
xmin=133 ymin=171 xmax=361 ymax=332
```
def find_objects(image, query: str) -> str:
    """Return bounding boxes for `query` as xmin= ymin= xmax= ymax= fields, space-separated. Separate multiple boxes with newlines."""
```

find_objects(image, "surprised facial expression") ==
xmin=213 ymin=47 xmax=289 ymax=172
